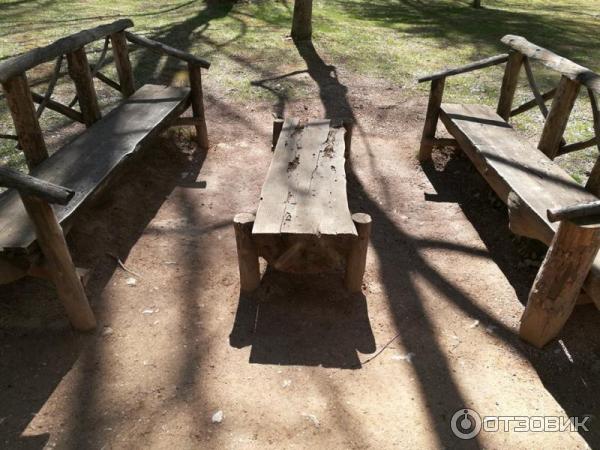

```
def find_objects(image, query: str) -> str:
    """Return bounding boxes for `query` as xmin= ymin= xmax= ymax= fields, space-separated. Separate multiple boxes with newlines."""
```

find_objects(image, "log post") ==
xmin=2 ymin=73 xmax=48 ymax=169
xmin=110 ymin=31 xmax=136 ymax=97
xmin=272 ymin=118 xmax=284 ymax=150
xmin=234 ymin=213 xmax=261 ymax=292
xmin=67 ymin=47 xmax=101 ymax=127
xmin=538 ymin=76 xmax=581 ymax=159
xmin=19 ymin=194 xmax=96 ymax=331
xmin=497 ymin=51 xmax=524 ymax=121
xmin=345 ymin=213 xmax=372 ymax=293
xmin=585 ymin=88 xmax=600 ymax=196
xmin=418 ymin=77 xmax=445 ymax=162
xmin=291 ymin=0 xmax=313 ymax=41
xmin=188 ymin=63 xmax=209 ymax=149
xmin=519 ymin=219 xmax=600 ymax=348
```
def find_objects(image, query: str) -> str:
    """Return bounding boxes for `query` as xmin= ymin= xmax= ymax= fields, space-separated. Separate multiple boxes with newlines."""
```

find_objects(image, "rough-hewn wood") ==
xmin=253 ymin=118 xmax=357 ymax=236
xmin=30 ymin=91 xmax=84 ymax=123
xmin=497 ymin=51 xmax=524 ymax=120
xmin=558 ymin=137 xmax=596 ymax=156
xmin=234 ymin=213 xmax=261 ymax=292
xmin=67 ymin=47 xmax=101 ymax=126
xmin=520 ymin=220 xmax=600 ymax=347
xmin=110 ymin=31 xmax=136 ymax=97
xmin=547 ymin=200 xmax=600 ymax=223
xmin=188 ymin=63 xmax=209 ymax=149
xmin=19 ymin=193 xmax=96 ymax=331
xmin=0 ymin=167 xmax=73 ymax=204
xmin=0 ymin=84 xmax=190 ymax=252
xmin=291 ymin=0 xmax=313 ymax=41
xmin=523 ymin=57 xmax=549 ymax=118
xmin=418 ymin=54 xmax=508 ymax=83
xmin=93 ymin=71 xmax=121 ymax=92
xmin=501 ymin=35 xmax=600 ymax=96
xmin=345 ymin=213 xmax=371 ymax=292
xmin=538 ymin=76 xmax=581 ymax=159
xmin=35 ymin=55 xmax=63 ymax=118
xmin=418 ymin=77 xmax=445 ymax=161
xmin=439 ymin=103 xmax=597 ymax=243
xmin=125 ymin=32 xmax=210 ymax=69
xmin=0 ymin=19 xmax=133 ymax=84
xmin=1 ymin=74 xmax=48 ymax=169
xmin=585 ymin=89 xmax=600 ymax=196
xmin=510 ymin=88 xmax=557 ymax=117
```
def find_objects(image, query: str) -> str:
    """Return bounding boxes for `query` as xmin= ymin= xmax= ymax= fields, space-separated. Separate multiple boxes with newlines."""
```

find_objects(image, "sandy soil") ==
xmin=2 ymin=46 xmax=600 ymax=449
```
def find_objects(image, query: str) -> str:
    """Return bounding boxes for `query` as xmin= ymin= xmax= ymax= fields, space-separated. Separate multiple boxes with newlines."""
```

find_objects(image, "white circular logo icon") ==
xmin=451 ymin=408 xmax=482 ymax=440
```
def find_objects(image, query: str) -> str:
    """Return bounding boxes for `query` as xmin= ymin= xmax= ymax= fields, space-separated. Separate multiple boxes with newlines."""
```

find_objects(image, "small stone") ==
xmin=282 ymin=379 xmax=292 ymax=388
xmin=126 ymin=277 xmax=137 ymax=286
xmin=102 ymin=327 xmax=114 ymax=337
xmin=211 ymin=410 xmax=224 ymax=423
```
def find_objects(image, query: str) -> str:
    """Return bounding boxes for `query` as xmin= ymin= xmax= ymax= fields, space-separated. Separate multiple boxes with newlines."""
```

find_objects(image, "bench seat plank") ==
xmin=253 ymin=118 xmax=357 ymax=236
xmin=0 ymin=84 xmax=190 ymax=252
xmin=439 ymin=103 xmax=598 ymax=242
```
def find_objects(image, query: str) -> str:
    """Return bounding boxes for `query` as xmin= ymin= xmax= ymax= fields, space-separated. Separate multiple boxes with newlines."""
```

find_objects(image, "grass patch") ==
xmin=1 ymin=0 xmax=599 ymax=177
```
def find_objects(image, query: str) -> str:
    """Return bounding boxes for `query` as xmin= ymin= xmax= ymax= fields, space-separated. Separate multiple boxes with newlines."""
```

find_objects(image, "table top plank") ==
xmin=253 ymin=118 xmax=357 ymax=236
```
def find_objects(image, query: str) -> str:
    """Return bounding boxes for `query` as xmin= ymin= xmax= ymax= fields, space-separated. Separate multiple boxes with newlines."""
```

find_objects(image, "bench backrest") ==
xmin=0 ymin=19 xmax=136 ymax=171
xmin=496 ymin=36 xmax=600 ymax=195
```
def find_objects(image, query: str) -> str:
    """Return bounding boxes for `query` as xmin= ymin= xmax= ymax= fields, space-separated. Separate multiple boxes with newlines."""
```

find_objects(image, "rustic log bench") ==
xmin=0 ymin=19 xmax=210 ymax=330
xmin=234 ymin=118 xmax=371 ymax=293
xmin=418 ymin=35 xmax=600 ymax=347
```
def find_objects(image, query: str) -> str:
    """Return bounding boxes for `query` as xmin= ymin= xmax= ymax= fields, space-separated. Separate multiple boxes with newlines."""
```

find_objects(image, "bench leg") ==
xmin=418 ymin=77 xmax=445 ymax=162
xmin=20 ymin=194 xmax=96 ymax=331
xmin=520 ymin=220 xmax=600 ymax=348
xmin=234 ymin=213 xmax=261 ymax=292
xmin=345 ymin=213 xmax=372 ymax=293
xmin=188 ymin=63 xmax=209 ymax=150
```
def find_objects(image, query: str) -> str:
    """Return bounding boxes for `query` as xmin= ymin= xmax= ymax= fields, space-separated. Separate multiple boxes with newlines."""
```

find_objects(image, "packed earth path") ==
xmin=2 ymin=50 xmax=600 ymax=447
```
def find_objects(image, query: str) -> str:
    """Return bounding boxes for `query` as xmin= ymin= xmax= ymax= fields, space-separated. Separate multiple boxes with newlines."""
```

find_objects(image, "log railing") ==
xmin=0 ymin=166 xmax=96 ymax=331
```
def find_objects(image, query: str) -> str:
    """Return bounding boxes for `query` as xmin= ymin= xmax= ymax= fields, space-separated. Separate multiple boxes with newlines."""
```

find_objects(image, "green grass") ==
xmin=1 ymin=0 xmax=599 ymax=178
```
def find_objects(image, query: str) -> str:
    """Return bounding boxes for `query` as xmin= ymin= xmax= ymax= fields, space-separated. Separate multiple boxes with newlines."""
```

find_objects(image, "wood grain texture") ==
xmin=418 ymin=54 xmax=508 ymax=83
xmin=537 ymin=76 xmax=580 ymax=159
xmin=253 ymin=118 xmax=357 ymax=237
xmin=20 ymin=193 xmax=96 ymax=331
xmin=110 ymin=31 xmax=136 ymax=97
xmin=67 ymin=47 xmax=102 ymax=126
xmin=188 ymin=63 xmax=209 ymax=149
xmin=0 ymin=19 xmax=133 ymax=83
xmin=2 ymin=74 xmax=48 ymax=169
xmin=345 ymin=213 xmax=371 ymax=292
xmin=520 ymin=220 xmax=600 ymax=347
xmin=0 ymin=84 xmax=190 ymax=252
xmin=501 ymin=35 xmax=600 ymax=96
xmin=439 ymin=103 xmax=597 ymax=243
xmin=418 ymin=77 xmax=445 ymax=161
xmin=234 ymin=213 xmax=260 ymax=292
xmin=497 ymin=51 xmax=524 ymax=120
xmin=0 ymin=166 xmax=73 ymax=205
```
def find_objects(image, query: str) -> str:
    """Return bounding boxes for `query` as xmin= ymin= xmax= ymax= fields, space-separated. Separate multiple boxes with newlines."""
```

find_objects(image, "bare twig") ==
xmin=106 ymin=252 xmax=142 ymax=279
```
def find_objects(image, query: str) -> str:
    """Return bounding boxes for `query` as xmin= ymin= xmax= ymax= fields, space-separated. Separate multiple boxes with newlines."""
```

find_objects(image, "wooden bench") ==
xmin=418 ymin=35 xmax=600 ymax=347
xmin=0 ymin=19 xmax=210 ymax=330
xmin=233 ymin=118 xmax=371 ymax=293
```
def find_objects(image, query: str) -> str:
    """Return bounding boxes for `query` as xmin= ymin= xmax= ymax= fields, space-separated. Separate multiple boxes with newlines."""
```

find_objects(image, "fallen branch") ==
xmin=106 ymin=252 xmax=142 ymax=279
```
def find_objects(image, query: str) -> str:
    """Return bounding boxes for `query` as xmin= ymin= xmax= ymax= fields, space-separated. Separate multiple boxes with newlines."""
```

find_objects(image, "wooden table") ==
xmin=234 ymin=118 xmax=371 ymax=293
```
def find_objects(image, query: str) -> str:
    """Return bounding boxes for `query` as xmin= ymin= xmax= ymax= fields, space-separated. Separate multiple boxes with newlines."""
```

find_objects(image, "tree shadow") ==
xmin=230 ymin=268 xmax=375 ymax=369
xmin=132 ymin=0 xmax=240 ymax=86
xmin=0 ymin=131 xmax=209 ymax=448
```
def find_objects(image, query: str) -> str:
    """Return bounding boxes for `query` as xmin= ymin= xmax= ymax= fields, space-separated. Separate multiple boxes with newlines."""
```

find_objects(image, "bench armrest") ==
xmin=0 ymin=166 xmax=74 ymax=205
xmin=125 ymin=32 xmax=210 ymax=69
xmin=547 ymin=200 xmax=600 ymax=223
xmin=418 ymin=53 xmax=509 ymax=83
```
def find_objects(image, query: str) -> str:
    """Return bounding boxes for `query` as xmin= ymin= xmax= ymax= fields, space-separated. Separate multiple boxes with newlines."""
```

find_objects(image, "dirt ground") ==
xmin=2 ymin=46 xmax=600 ymax=449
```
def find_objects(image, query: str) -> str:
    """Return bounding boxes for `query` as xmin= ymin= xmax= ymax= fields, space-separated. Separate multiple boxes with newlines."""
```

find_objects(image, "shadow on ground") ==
xmin=230 ymin=269 xmax=375 ymax=369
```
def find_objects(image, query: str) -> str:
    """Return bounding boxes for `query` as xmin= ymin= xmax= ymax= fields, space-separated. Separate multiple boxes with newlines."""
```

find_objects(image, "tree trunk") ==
xmin=473 ymin=0 xmax=481 ymax=7
xmin=291 ymin=0 xmax=313 ymax=41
